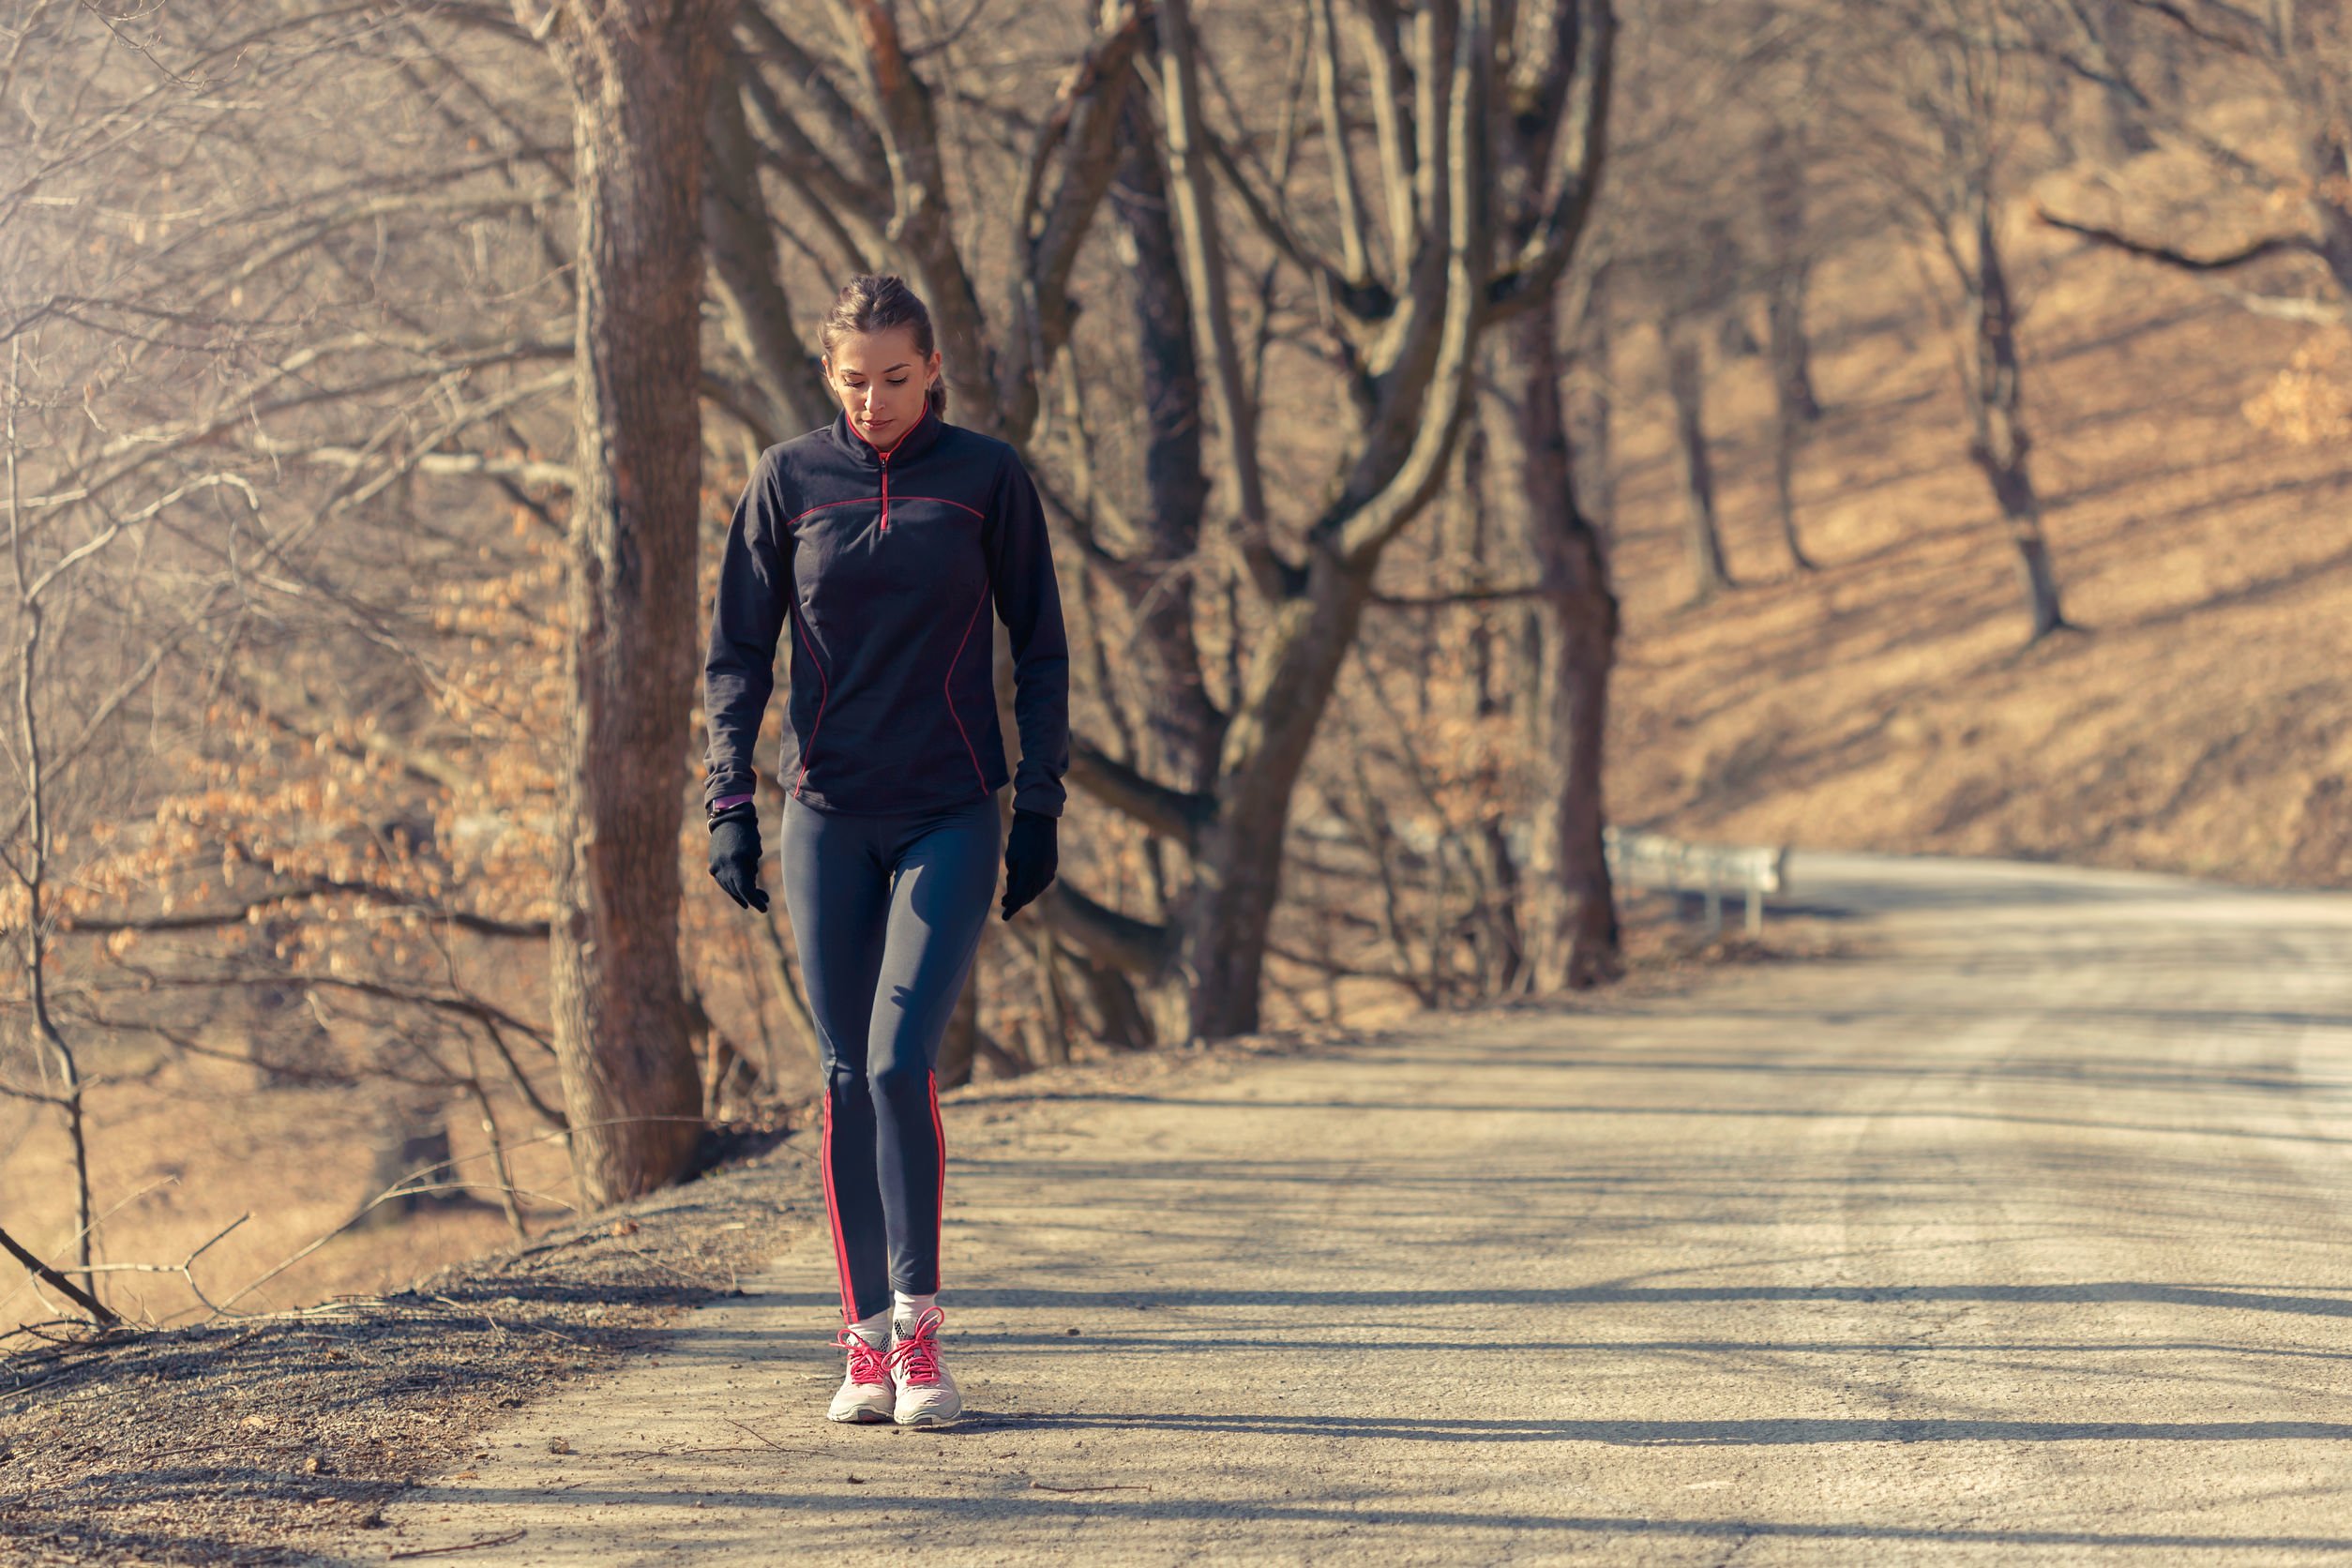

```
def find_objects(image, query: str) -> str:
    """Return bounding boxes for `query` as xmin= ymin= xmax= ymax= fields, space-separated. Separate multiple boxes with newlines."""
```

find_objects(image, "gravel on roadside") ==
xmin=0 ymin=1023 xmax=1372 ymax=1566
xmin=0 ymin=920 xmax=1843 ymax=1566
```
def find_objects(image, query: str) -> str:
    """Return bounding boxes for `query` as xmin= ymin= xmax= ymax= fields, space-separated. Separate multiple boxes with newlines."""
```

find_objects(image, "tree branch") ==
xmin=2036 ymin=206 xmax=2322 ymax=271
xmin=0 ymin=1223 xmax=117 ymax=1328
xmin=61 ymin=876 xmax=549 ymax=940
xmin=1067 ymin=736 xmax=1216 ymax=848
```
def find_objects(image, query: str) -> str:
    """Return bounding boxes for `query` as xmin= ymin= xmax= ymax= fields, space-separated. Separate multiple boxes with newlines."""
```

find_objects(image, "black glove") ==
xmin=707 ymin=802 xmax=768 ymax=912
xmin=1000 ymin=808 xmax=1058 ymax=921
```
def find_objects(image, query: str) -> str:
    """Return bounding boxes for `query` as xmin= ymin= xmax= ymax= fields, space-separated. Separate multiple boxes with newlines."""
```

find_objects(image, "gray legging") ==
xmin=777 ymin=792 xmax=1001 ymax=1323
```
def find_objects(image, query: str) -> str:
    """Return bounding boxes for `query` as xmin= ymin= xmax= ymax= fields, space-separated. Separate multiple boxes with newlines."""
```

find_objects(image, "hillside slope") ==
xmin=1603 ymin=220 xmax=2352 ymax=888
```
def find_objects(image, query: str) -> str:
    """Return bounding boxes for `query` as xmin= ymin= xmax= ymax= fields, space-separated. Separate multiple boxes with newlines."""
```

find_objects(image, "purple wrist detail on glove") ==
xmin=710 ymin=792 xmax=754 ymax=814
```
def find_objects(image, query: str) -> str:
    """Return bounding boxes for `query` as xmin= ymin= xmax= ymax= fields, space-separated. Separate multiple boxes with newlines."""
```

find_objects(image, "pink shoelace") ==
xmin=837 ymin=1327 xmax=891 ymax=1389
xmin=886 ymin=1305 xmax=945 ymax=1386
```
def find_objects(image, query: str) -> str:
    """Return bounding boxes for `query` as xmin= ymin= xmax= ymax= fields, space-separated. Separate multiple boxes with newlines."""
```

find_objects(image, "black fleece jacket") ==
xmin=702 ymin=406 xmax=1070 ymax=819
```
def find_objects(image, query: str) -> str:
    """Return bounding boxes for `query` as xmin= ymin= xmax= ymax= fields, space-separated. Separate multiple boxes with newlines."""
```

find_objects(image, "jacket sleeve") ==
xmin=701 ymin=451 xmax=792 ymax=813
xmin=986 ymin=449 xmax=1071 ymax=818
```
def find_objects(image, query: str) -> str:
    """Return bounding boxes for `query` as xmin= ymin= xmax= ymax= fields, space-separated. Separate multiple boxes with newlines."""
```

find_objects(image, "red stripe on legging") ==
xmin=820 ymin=1097 xmax=857 ymax=1322
xmin=927 ymin=1071 xmax=947 ymax=1295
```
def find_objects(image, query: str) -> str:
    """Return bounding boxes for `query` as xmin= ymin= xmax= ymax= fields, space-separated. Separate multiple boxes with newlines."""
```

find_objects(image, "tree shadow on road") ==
xmin=761 ymin=1281 xmax=2352 ymax=1318
xmin=965 ymin=1409 xmax=2352 ymax=1445
xmin=406 ymin=1478 xmax=2352 ymax=1557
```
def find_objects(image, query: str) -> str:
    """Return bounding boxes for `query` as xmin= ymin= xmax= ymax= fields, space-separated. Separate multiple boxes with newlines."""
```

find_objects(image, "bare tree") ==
xmin=1486 ymin=298 xmax=1621 ymax=988
xmin=2038 ymin=0 xmax=2352 ymax=323
xmin=1 ymin=343 xmax=101 ymax=1292
xmin=1836 ymin=0 xmax=2076 ymax=643
xmin=719 ymin=0 xmax=1617 ymax=1037
xmin=1665 ymin=312 xmax=1739 ymax=604
xmin=1759 ymin=117 xmax=1823 ymax=572
xmin=519 ymin=0 xmax=740 ymax=1204
xmin=1049 ymin=0 xmax=1618 ymax=1033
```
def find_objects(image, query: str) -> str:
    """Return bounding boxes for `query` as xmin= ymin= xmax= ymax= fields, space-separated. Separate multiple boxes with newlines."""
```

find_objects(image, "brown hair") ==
xmin=819 ymin=274 xmax=946 ymax=418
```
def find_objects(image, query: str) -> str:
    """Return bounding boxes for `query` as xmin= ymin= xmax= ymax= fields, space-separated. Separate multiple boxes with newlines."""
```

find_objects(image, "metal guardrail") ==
xmin=1295 ymin=813 xmax=1791 ymax=936
xmin=1604 ymin=827 xmax=1790 ymax=936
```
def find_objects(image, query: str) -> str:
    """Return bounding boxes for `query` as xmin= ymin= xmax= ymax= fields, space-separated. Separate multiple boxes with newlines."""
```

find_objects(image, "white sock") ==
xmin=848 ymin=1308 xmax=890 ymax=1349
xmin=892 ymin=1290 xmax=937 ymax=1334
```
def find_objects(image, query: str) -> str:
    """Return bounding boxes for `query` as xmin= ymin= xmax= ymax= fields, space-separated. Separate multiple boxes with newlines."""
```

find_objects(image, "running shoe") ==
xmin=827 ymin=1327 xmax=895 ymax=1424
xmin=887 ymin=1305 xmax=962 ymax=1426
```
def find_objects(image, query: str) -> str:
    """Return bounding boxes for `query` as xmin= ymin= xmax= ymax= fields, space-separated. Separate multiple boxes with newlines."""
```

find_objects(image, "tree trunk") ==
xmin=1763 ymin=271 xmax=1820 ymax=429
xmin=1457 ymin=419 xmax=1507 ymax=716
xmin=701 ymin=42 xmax=834 ymax=443
xmin=1112 ymin=97 xmax=1226 ymax=791
xmin=1758 ymin=130 xmax=1819 ymax=573
xmin=8 ymin=388 xmax=98 ymax=1291
xmin=1176 ymin=548 xmax=1379 ymax=1040
xmin=2083 ymin=0 xmax=2158 ymax=161
xmin=2305 ymin=122 xmax=2352 ymax=301
xmin=1666 ymin=325 xmax=1734 ymax=603
xmin=1962 ymin=199 xmax=2072 ymax=645
xmin=534 ymin=0 xmax=734 ymax=1207
xmin=1752 ymin=125 xmax=1820 ymax=573
xmin=1772 ymin=398 xmax=1816 ymax=575
xmin=359 ymin=1098 xmax=492 ymax=1225
xmin=1494 ymin=297 xmax=1621 ymax=990
xmin=1566 ymin=283 xmax=1615 ymax=530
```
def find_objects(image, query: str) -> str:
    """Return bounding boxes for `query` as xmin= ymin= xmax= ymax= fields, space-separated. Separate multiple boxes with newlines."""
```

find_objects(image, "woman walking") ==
xmin=701 ymin=275 xmax=1069 ymax=1428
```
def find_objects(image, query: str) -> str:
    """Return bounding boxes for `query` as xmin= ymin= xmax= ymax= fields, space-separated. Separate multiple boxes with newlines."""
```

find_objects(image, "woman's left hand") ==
xmin=1001 ymin=808 xmax=1058 ymax=920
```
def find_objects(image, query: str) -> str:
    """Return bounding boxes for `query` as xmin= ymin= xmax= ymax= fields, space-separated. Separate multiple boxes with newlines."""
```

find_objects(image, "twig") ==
xmin=721 ymin=1416 xmax=825 ymax=1457
xmin=68 ymin=1213 xmax=250 ymax=1323
xmin=432 ymin=1293 xmax=506 ymax=1341
xmin=1030 ymin=1480 xmax=1153 ymax=1492
xmin=387 ymin=1530 xmax=527 ymax=1560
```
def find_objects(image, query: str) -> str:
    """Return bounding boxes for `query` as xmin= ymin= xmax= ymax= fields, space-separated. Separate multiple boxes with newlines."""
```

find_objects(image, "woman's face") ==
xmin=824 ymin=326 xmax=940 ymax=451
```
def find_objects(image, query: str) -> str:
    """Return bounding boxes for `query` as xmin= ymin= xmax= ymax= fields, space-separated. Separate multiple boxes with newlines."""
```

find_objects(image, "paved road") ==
xmin=337 ymin=852 xmax=2352 ymax=1564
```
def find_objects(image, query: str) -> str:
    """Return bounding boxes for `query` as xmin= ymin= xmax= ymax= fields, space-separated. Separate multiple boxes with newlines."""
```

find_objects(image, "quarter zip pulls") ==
xmin=857 ymin=402 xmax=927 ymax=535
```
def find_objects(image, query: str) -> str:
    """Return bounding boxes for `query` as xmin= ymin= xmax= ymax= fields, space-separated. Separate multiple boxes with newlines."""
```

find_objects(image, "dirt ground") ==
xmin=0 ymin=917 xmax=1811 ymax=1566
xmin=314 ymin=851 xmax=2352 ymax=1565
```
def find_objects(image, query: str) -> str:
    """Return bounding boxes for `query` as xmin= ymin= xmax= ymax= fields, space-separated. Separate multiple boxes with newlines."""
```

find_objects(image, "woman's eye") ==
xmin=886 ymin=378 xmax=908 ymax=386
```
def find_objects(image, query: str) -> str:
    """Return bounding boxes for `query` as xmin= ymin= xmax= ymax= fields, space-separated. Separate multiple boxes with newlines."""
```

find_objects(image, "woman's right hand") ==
xmin=707 ymin=803 xmax=768 ymax=912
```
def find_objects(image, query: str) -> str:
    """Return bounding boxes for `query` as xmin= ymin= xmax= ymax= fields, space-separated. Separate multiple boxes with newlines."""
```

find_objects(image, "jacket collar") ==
xmin=829 ymin=402 xmax=945 ymax=467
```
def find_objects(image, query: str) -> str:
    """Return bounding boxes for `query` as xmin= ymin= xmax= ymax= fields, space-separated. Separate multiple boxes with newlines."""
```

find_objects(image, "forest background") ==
xmin=3 ymin=0 xmax=2348 ymax=1334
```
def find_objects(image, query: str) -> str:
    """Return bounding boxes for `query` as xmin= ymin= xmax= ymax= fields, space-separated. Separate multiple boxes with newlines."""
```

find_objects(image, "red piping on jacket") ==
xmin=786 ymin=497 xmax=871 ymax=529
xmin=790 ymin=604 xmax=830 ymax=799
xmin=942 ymin=586 xmax=991 ymax=792
xmin=784 ymin=494 xmax=977 ymax=533
xmin=892 ymin=494 xmax=984 ymax=520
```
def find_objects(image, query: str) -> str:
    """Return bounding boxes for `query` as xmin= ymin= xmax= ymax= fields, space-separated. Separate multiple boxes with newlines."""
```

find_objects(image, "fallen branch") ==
xmin=388 ymin=1530 xmax=527 ymax=1560
xmin=0 ymin=1223 xmax=118 ymax=1327
xmin=73 ymin=1213 xmax=250 ymax=1318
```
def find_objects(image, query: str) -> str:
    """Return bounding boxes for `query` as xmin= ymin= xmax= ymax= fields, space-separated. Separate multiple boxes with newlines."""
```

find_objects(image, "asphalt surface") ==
xmin=330 ymin=852 xmax=2352 ymax=1564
